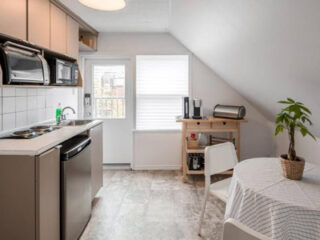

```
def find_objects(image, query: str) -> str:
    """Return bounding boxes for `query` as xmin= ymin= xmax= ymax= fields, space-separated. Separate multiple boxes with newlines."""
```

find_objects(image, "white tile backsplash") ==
xmin=37 ymin=96 xmax=46 ymax=109
xmin=46 ymin=107 xmax=54 ymax=119
xmin=0 ymin=87 xmax=78 ymax=132
xmin=27 ymin=96 xmax=38 ymax=110
xmin=3 ymin=113 xmax=16 ymax=130
xmin=27 ymin=109 xmax=39 ymax=124
xmin=3 ymin=88 xmax=15 ymax=97
xmin=37 ymin=88 xmax=46 ymax=96
xmin=27 ymin=88 xmax=38 ymax=96
xmin=3 ymin=97 xmax=15 ymax=114
xmin=45 ymin=94 xmax=54 ymax=108
xmin=37 ymin=109 xmax=46 ymax=122
xmin=16 ymin=97 xmax=27 ymax=112
xmin=16 ymin=111 xmax=28 ymax=128
xmin=16 ymin=88 xmax=27 ymax=96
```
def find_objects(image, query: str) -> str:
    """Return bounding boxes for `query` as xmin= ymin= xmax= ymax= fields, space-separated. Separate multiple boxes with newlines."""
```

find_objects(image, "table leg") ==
xmin=181 ymin=123 xmax=188 ymax=182
xmin=236 ymin=123 xmax=240 ymax=161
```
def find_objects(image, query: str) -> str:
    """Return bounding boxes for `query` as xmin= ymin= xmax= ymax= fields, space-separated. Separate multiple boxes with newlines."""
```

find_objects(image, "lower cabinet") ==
xmin=0 ymin=147 xmax=60 ymax=240
xmin=89 ymin=123 xmax=103 ymax=199
xmin=36 ymin=147 xmax=60 ymax=240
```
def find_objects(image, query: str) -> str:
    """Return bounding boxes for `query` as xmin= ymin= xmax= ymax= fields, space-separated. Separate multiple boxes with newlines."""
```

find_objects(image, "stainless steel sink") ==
xmin=65 ymin=120 xmax=93 ymax=126
xmin=54 ymin=120 xmax=94 ymax=126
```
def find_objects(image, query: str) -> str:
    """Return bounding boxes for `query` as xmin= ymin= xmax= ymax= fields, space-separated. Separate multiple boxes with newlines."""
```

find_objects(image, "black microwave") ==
xmin=49 ymin=58 xmax=78 ymax=86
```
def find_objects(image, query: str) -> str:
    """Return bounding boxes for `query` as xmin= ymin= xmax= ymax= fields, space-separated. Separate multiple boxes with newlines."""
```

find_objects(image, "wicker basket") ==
xmin=187 ymin=137 xmax=198 ymax=149
xmin=280 ymin=155 xmax=305 ymax=180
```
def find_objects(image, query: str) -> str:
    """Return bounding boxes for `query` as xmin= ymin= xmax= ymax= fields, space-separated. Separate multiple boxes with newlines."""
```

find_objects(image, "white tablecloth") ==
xmin=225 ymin=158 xmax=320 ymax=240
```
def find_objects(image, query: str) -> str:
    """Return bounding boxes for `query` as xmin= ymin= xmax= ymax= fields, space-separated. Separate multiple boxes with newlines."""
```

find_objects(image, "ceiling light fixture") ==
xmin=78 ymin=0 xmax=126 ymax=11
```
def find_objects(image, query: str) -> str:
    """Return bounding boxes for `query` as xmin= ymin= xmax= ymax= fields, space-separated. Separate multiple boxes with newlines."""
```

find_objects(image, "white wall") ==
xmin=169 ymin=0 xmax=320 ymax=132
xmin=80 ymin=32 xmax=274 ymax=169
xmin=0 ymin=87 xmax=78 ymax=133
xmin=169 ymin=0 xmax=320 ymax=165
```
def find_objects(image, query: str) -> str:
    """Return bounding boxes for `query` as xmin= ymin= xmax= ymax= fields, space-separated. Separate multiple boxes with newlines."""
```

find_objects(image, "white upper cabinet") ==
xmin=0 ymin=0 xmax=27 ymax=40
xmin=67 ymin=16 xmax=79 ymax=59
xmin=28 ymin=0 xmax=50 ymax=48
xmin=50 ymin=3 xmax=67 ymax=55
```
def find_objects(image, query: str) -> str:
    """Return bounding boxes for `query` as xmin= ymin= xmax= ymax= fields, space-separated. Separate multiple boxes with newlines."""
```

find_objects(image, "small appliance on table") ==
xmin=182 ymin=97 xmax=203 ymax=119
xmin=213 ymin=104 xmax=246 ymax=119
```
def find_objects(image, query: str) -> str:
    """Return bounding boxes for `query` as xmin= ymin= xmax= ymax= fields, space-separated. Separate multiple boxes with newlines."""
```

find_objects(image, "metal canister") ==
xmin=213 ymin=104 xmax=246 ymax=119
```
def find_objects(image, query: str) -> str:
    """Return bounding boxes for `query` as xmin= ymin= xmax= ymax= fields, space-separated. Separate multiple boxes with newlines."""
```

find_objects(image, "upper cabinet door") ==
xmin=28 ymin=0 xmax=50 ymax=48
xmin=50 ymin=3 xmax=67 ymax=55
xmin=67 ymin=16 xmax=79 ymax=59
xmin=0 ymin=0 xmax=27 ymax=40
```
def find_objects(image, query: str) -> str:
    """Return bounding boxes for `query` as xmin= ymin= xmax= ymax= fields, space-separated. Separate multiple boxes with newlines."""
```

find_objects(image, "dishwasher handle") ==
xmin=61 ymin=137 xmax=91 ymax=161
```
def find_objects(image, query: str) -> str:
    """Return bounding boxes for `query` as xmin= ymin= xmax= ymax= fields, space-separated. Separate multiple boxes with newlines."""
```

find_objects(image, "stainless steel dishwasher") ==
xmin=60 ymin=136 xmax=92 ymax=240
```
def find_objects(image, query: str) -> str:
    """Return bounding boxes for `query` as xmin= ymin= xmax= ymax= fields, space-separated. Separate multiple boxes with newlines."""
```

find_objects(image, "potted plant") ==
xmin=275 ymin=98 xmax=316 ymax=180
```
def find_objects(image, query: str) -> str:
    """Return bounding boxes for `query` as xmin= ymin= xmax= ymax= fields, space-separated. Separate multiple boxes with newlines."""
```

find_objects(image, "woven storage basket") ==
xmin=280 ymin=155 xmax=305 ymax=180
xmin=187 ymin=138 xmax=198 ymax=149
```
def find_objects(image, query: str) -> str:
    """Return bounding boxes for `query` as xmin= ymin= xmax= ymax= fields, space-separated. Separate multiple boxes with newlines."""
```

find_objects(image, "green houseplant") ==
xmin=275 ymin=98 xmax=316 ymax=180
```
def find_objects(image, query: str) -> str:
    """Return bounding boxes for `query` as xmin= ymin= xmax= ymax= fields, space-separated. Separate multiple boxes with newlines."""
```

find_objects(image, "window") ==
xmin=93 ymin=65 xmax=125 ymax=119
xmin=136 ymin=55 xmax=189 ymax=130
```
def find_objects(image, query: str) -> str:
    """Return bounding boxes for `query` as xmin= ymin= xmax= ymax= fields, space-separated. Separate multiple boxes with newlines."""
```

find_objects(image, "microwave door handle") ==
xmin=3 ymin=41 xmax=41 ymax=54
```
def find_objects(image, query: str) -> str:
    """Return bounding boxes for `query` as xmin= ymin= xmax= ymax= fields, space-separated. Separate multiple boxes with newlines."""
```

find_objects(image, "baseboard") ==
xmin=132 ymin=165 xmax=181 ymax=170
xmin=103 ymin=163 xmax=131 ymax=170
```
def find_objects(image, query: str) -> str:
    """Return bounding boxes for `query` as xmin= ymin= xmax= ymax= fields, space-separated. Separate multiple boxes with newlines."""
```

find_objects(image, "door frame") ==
xmin=79 ymin=55 xmax=134 ymax=166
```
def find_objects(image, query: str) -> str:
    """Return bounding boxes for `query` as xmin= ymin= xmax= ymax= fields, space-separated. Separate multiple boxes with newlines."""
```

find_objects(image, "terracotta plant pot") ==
xmin=280 ymin=154 xmax=305 ymax=180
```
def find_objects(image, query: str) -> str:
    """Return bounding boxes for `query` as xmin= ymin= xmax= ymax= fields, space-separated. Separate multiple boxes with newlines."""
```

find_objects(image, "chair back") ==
xmin=205 ymin=142 xmax=238 ymax=177
xmin=223 ymin=218 xmax=271 ymax=240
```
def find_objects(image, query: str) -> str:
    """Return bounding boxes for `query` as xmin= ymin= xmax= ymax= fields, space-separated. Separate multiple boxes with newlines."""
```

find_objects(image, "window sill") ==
xmin=132 ymin=129 xmax=182 ymax=133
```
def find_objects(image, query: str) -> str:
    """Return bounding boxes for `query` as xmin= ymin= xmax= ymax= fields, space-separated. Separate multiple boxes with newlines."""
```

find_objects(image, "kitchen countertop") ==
xmin=0 ymin=120 xmax=103 ymax=156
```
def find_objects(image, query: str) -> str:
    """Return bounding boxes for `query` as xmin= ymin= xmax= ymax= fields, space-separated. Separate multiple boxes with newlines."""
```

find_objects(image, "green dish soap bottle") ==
xmin=56 ymin=103 xmax=62 ymax=123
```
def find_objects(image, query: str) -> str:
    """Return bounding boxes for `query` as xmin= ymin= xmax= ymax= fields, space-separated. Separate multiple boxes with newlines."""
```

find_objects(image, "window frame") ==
xmin=135 ymin=55 xmax=191 ymax=131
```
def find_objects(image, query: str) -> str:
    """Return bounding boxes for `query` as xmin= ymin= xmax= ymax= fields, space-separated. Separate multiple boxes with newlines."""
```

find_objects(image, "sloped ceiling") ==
xmin=59 ymin=0 xmax=169 ymax=32
xmin=169 ymin=0 xmax=320 ymax=137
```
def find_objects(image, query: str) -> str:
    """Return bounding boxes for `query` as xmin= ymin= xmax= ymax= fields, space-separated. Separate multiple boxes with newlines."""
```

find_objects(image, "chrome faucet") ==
xmin=58 ymin=106 xmax=76 ymax=124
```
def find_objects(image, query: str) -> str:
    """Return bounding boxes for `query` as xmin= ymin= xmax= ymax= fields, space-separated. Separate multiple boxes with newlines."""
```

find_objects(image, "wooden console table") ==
xmin=176 ymin=117 xmax=248 ymax=182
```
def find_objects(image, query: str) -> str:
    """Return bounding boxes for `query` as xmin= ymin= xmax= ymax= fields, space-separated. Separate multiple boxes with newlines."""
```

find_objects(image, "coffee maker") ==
xmin=183 ymin=97 xmax=190 ymax=119
xmin=192 ymin=99 xmax=202 ymax=119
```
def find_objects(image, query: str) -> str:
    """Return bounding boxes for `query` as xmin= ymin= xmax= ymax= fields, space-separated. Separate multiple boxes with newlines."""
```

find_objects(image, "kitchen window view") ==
xmin=92 ymin=65 xmax=126 ymax=119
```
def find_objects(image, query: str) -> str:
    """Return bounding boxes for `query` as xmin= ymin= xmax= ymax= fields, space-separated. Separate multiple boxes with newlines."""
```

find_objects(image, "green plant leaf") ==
xmin=278 ymin=100 xmax=290 ymax=104
xmin=275 ymin=114 xmax=284 ymax=124
xmin=301 ymin=116 xmax=313 ymax=125
xmin=275 ymin=124 xmax=284 ymax=136
xmin=307 ymin=131 xmax=316 ymax=140
xmin=299 ymin=105 xmax=312 ymax=115
xmin=287 ymin=98 xmax=295 ymax=103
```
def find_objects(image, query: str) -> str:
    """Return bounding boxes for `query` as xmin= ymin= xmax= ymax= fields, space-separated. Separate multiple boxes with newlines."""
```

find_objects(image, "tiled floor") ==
xmin=80 ymin=170 xmax=226 ymax=240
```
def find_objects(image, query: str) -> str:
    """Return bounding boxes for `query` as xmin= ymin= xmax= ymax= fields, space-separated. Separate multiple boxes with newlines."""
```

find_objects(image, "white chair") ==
xmin=223 ymin=218 xmax=271 ymax=240
xmin=198 ymin=142 xmax=238 ymax=236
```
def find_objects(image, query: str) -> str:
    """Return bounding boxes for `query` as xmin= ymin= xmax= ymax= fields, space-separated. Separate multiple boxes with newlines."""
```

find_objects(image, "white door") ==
xmin=84 ymin=59 xmax=133 ymax=165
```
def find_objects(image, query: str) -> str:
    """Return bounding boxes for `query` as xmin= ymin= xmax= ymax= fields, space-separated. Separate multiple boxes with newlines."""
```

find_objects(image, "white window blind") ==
xmin=136 ymin=55 xmax=189 ymax=130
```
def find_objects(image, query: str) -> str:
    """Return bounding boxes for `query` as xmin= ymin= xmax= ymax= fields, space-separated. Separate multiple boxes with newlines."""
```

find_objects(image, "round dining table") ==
xmin=225 ymin=158 xmax=320 ymax=240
